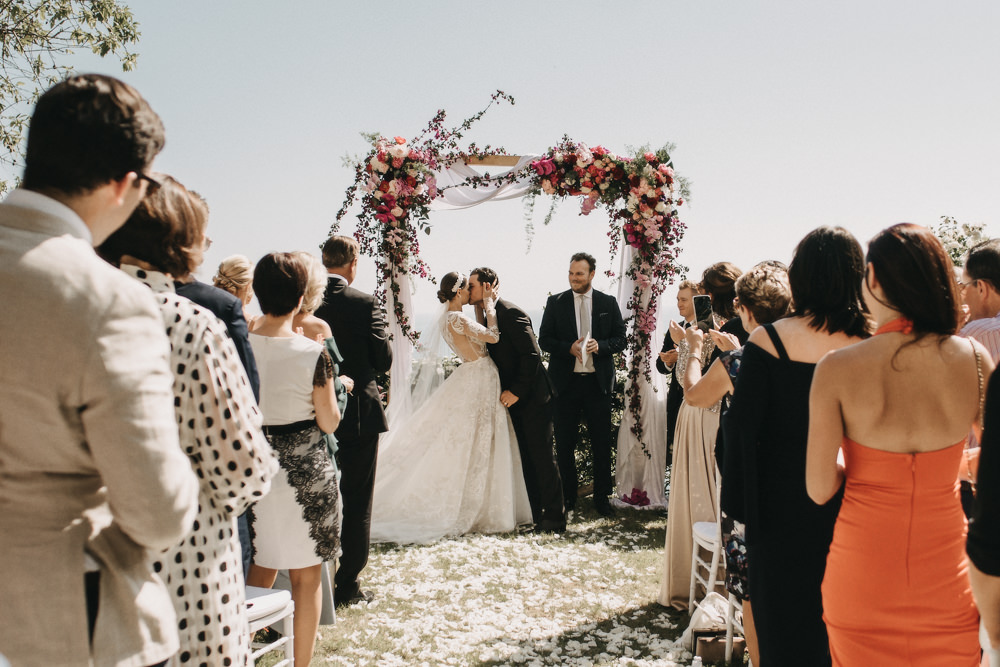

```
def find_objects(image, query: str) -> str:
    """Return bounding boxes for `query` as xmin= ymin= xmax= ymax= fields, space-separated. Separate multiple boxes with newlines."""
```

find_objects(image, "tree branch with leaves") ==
xmin=0 ymin=0 xmax=140 ymax=194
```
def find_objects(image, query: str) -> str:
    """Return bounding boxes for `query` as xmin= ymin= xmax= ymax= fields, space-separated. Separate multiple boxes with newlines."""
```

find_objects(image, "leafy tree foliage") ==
xmin=0 ymin=0 xmax=139 ymax=193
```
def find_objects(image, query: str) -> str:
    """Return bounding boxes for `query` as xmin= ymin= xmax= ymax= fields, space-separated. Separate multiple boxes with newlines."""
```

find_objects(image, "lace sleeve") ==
xmin=449 ymin=311 xmax=499 ymax=344
xmin=313 ymin=349 xmax=335 ymax=387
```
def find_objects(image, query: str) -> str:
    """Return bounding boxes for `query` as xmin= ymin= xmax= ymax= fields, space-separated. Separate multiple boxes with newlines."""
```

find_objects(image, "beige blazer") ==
xmin=0 ymin=202 xmax=199 ymax=666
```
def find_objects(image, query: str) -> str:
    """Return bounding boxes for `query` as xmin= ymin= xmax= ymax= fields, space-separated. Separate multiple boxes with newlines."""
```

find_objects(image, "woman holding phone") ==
xmin=658 ymin=267 xmax=739 ymax=610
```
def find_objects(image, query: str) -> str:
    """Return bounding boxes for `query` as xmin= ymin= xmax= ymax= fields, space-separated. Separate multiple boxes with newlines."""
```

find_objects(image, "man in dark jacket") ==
xmin=469 ymin=267 xmax=566 ymax=532
xmin=315 ymin=235 xmax=392 ymax=606
xmin=539 ymin=252 xmax=626 ymax=516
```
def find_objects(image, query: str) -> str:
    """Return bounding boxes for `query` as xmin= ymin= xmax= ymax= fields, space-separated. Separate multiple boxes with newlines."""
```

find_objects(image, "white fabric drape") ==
xmin=612 ymin=245 xmax=669 ymax=510
xmin=429 ymin=155 xmax=539 ymax=210
xmin=385 ymin=268 xmax=413 ymax=431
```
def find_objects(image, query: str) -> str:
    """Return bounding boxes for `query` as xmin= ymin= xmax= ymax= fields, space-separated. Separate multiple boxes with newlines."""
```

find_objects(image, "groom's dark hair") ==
xmin=470 ymin=266 xmax=498 ymax=287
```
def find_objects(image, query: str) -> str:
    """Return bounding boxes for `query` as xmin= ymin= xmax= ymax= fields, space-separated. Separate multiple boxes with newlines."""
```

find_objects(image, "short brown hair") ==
xmin=322 ymin=235 xmax=359 ymax=268
xmin=254 ymin=252 xmax=309 ymax=316
xmin=677 ymin=279 xmax=701 ymax=293
xmin=735 ymin=263 xmax=792 ymax=325
xmin=23 ymin=74 xmax=165 ymax=194
xmin=97 ymin=175 xmax=206 ymax=277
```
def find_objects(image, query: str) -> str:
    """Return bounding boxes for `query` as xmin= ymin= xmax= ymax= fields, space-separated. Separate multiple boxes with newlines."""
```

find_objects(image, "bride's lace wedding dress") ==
xmin=370 ymin=307 xmax=532 ymax=544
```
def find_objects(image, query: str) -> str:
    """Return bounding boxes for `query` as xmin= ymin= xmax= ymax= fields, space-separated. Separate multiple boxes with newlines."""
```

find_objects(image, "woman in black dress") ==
xmin=722 ymin=227 xmax=870 ymax=666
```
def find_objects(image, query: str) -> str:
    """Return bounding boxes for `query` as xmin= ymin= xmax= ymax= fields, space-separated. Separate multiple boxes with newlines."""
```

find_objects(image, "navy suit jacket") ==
xmin=314 ymin=277 xmax=392 ymax=441
xmin=175 ymin=278 xmax=260 ymax=402
xmin=538 ymin=288 xmax=626 ymax=396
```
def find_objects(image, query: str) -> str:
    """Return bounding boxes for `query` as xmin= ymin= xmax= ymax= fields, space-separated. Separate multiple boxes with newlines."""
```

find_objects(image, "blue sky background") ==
xmin=6 ymin=0 xmax=998 ymax=323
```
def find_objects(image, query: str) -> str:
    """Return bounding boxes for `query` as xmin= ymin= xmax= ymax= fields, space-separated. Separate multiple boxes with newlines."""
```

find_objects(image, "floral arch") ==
xmin=331 ymin=92 xmax=689 ymax=508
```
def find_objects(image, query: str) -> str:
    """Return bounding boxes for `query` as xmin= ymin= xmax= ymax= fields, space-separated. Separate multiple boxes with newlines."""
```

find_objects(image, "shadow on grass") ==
xmin=471 ymin=600 xmax=688 ymax=666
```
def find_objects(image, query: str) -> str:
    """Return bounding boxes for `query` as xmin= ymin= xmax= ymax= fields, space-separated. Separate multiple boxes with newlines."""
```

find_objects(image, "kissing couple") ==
xmin=370 ymin=267 xmax=566 ymax=543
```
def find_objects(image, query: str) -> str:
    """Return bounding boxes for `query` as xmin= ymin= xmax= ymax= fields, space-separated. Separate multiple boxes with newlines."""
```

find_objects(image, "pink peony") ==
xmin=644 ymin=152 xmax=656 ymax=162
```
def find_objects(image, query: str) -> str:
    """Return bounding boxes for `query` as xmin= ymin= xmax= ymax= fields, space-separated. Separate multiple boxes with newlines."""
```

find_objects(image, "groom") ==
xmin=469 ymin=267 xmax=566 ymax=533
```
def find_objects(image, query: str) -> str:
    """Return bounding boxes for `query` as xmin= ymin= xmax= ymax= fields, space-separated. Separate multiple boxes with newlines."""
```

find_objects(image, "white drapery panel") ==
xmin=429 ymin=155 xmax=539 ymax=210
xmin=384 ymin=268 xmax=413 ymax=432
xmin=612 ymin=245 xmax=669 ymax=510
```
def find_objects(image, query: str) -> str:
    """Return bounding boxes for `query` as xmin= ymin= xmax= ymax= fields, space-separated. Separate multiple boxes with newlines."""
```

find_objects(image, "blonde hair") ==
xmin=296 ymin=251 xmax=329 ymax=315
xmin=213 ymin=255 xmax=254 ymax=299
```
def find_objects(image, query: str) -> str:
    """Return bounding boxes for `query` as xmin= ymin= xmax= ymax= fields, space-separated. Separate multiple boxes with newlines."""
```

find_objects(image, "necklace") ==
xmin=874 ymin=316 xmax=913 ymax=336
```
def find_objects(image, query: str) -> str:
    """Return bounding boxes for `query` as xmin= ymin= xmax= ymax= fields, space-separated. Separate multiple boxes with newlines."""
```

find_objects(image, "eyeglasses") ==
xmin=136 ymin=171 xmax=161 ymax=193
xmin=957 ymin=279 xmax=977 ymax=289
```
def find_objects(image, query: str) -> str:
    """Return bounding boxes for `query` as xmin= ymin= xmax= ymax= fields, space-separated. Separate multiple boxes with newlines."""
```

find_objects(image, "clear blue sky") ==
xmin=10 ymin=0 xmax=998 ymax=322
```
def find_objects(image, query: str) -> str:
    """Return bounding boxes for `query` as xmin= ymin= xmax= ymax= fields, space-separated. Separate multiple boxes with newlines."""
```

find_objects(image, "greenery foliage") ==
xmin=0 ymin=0 xmax=140 ymax=194
xmin=933 ymin=215 xmax=989 ymax=267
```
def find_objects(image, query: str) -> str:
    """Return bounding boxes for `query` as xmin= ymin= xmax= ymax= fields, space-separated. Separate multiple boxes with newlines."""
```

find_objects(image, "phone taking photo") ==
xmin=692 ymin=294 xmax=713 ymax=330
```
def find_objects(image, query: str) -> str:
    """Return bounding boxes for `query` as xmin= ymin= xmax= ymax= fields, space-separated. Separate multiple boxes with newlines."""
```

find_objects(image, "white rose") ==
xmin=388 ymin=144 xmax=408 ymax=160
xmin=391 ymin=206 xmax=404 ymax=218
xmin=655 ymin=201 xmax=667 ymax=213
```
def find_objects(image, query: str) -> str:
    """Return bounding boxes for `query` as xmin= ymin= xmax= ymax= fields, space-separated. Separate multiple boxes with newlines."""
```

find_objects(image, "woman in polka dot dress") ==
xmin=99 ymin=175 xmax=279 ymax=666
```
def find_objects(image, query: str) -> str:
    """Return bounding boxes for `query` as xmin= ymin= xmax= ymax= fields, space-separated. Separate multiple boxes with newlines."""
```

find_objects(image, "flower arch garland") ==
xmin=331 ymin=92 xmax=689 ymax=457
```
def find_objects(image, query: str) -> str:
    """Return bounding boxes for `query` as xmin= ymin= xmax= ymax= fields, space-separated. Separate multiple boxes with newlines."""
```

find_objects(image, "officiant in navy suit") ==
xmin=539 ymin=252 xmax=626 ymax=517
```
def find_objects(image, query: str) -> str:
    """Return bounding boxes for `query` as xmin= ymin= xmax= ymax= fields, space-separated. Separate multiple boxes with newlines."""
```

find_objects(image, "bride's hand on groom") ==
xmin=339 ymin=375 xmax=354 ymax=394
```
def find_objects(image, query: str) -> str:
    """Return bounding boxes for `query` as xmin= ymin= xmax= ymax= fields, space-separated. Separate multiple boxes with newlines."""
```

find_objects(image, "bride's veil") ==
xmin=382 ymin=302 xmax=450 ymax=445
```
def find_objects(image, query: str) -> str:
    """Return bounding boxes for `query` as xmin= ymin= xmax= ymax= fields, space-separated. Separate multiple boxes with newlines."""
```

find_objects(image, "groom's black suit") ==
xmin=486 ymin=298 xmax=565 ymax=527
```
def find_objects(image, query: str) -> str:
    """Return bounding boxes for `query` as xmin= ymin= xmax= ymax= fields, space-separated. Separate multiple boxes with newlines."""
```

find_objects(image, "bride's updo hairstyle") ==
xmin=213 ymin=255 xmax=254 ymax=299
xmin=866 ymin=223 xmax=960 ymax=337
xmin=436 ymin=272 xmax=467 ymax=303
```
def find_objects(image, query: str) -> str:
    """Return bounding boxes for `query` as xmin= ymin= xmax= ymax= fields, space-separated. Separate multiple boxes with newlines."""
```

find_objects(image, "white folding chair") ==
xmin=688 ymin=464 xmax=725 ymax=613
xmin=246 ymin=585 xmax=294 ymax=667
xmin=725 ymin=592 xmax=745 ymax=663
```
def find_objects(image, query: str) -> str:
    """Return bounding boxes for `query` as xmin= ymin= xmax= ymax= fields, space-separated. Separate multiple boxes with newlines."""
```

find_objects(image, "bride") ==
xmin=370 ymin=271 xmax=532 ymax=544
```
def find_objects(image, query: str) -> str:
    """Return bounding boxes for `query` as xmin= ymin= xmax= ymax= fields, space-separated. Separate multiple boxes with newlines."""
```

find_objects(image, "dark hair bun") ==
xmin=437 ymin=271 xmax=465 ymax=303
xmin=436 ymin=288 xmax=451 ymax=304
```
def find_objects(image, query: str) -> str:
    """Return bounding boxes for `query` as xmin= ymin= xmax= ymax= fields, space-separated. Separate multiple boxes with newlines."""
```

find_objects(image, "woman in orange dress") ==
xmin=808 ymin=223 xmax=993 ymax=666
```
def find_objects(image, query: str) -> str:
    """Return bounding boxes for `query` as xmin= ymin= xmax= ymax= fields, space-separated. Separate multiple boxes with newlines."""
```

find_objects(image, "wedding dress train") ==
xmin=370 ymin=309 xmax=532 ymax=544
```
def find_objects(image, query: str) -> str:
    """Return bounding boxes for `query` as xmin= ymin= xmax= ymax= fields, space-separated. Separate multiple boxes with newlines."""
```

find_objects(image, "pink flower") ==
xmin=644 ymin=152 xmax=656 ymax=162
xmin=392 ymin=158 xmax=404 ymax=168
xmin=580 ymin=195 xmax=597 ymax=216
xmin=426 ymin=176 xmax=438 ymax=198
xmin=394 ymin=136 xmax=407 ymax=145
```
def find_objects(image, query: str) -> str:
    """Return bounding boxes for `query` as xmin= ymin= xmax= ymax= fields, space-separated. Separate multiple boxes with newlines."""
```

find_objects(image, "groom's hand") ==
xmin=500 ymin=390 xmax=519 ymax=408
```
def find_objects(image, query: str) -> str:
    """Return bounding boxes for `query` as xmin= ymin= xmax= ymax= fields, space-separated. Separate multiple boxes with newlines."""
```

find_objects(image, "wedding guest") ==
xmin=702 ymin=261 xmax=749 ymax=348
xmin=314 ymin=235 xmax=392 ymax=606
xmin=960 ymin=239 xmax=1000 ymax=363
xmin=292 ymin=250 xmax=334 ymax=340
xmin=808 ymin=223 xmax=989 ymax=665
xmin=723 ymin=226 xmax=869 ymax=666
xmin=0 ymin=74 xmax=198 ymax=666
xmin=657 ymin=272 xmax=725 ymax=609
xmin=683 ymin=261 xmax=792 ymax=667
xmin=471 ymin=267 xmax=566 ymax=532
xmin=969 ymin=367 xmax=1000 ymax=666
xmin=655 ymin=280 xmax=701 ymax=457
xmin=98 ymin=175 xmax=279 ymax=665
xmin=539 ymin=252 xmax=627 ymax=517
xmin=214 ymin=254 xmax=256 ymax=322
xmin=246 ymin=252 xmax=342 ymax=666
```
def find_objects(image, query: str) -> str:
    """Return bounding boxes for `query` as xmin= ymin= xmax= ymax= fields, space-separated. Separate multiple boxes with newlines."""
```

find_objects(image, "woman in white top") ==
xmin=370 ymin=271 xmax=532 ymax=544
xmin=245 ymin=252 xmax=341 ymax=667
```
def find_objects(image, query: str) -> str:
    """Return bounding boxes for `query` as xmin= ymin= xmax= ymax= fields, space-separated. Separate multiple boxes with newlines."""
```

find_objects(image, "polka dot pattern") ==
xmin=127 ymin=265 xmax=279 ymax=667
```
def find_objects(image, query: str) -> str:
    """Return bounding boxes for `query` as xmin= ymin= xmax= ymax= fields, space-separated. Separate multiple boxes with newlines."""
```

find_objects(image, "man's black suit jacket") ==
xmin=486 ymin=299 xmax=554 ymax=405
xmin=175 ymin=278 xmax=260 ymax=402
xmin=314 ymin=277 xmax=392 ymax=440
xmin=538 ymin=289 xmax=626 ymax=396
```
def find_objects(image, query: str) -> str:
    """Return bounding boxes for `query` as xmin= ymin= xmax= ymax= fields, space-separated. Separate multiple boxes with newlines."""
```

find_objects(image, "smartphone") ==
xmin=692 ymin=294 xmax=713 ymax=330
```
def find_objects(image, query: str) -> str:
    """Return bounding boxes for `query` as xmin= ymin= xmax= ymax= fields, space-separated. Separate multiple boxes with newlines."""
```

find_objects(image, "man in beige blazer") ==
xmin=0 ymin=76 xmax=199 ymax=666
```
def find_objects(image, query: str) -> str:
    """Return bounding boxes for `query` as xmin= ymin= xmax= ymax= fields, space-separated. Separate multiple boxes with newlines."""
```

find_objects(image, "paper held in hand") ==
xmin=580 ymin=333 xmax=592 ymax=365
